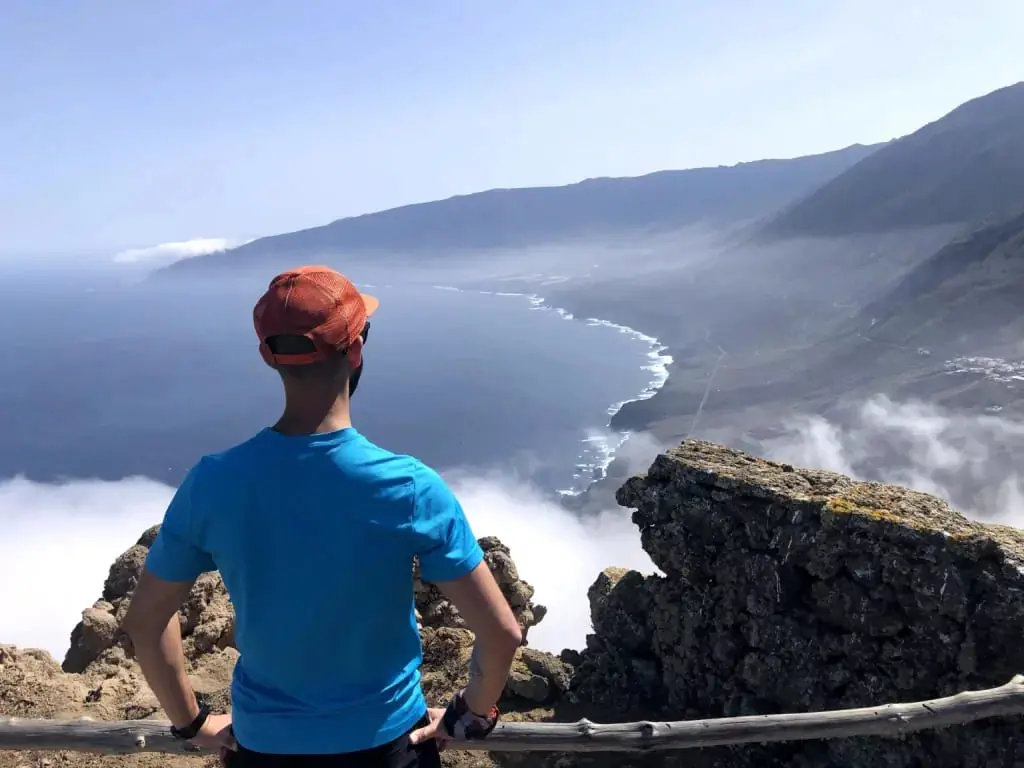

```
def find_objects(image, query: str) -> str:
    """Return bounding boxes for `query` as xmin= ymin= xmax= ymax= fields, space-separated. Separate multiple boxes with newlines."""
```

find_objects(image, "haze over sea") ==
xmin=0 ymin=263 xmax=661 ymax=657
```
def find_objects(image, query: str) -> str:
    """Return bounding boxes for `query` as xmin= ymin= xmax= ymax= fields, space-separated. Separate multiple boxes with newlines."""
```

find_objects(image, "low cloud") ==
xmin=0 ymin=475 xmax=174 ymax=659
xmin=762 ymin=394 xmax=1024 ymax=527
xmin=606 ymin=429 xmax=673 ymax=475
xmin=445 ymin=470 xmax=653 ymax=651
xmin=113 ymin=237 xmax=248 ymax=265
xmin=8 ymin=398 xmax=1024 ymax=664
xmin=1 ymin=468 xmax=652 ymax=660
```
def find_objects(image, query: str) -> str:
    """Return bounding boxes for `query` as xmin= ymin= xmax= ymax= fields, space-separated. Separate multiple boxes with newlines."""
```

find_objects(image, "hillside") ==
xmin=4 ymin=440 xmax=1024 ymax=767
xmin=762 ymin=82 xmax=1024 ymax=237
xmin=159 ymin=143 xmax=880 ymax=274
xmin=595 ymin=81 xmax=1024 ymax=443
xmin=853 ymin=208 xmax=1024 ymax=349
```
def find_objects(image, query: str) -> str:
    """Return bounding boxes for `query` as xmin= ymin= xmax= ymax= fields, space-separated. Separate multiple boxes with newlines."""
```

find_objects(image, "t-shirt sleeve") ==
xmin=410 ymin=463 xmax=484 ymax=583
xmin=145 ymin=460 xmax=217 ymax=582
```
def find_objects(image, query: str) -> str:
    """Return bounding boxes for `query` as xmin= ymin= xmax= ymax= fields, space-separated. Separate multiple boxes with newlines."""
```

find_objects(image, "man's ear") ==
xmin=345 ymin=336 xmax=363 ymax=369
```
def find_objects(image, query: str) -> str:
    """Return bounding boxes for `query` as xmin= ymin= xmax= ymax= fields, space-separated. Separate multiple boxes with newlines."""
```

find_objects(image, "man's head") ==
xmin=253 ymin=266 xmax=378 ymax=396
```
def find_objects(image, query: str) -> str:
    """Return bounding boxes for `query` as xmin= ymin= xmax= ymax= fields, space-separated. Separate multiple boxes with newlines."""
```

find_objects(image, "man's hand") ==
xmin=187 ymin=712 xmax=236 ymax=755
xmin=408 ymin=708 xmax=450 ymax=752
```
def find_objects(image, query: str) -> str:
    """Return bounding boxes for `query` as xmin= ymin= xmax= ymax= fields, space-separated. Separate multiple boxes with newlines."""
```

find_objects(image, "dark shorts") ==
xmin=223 ymin=714 xmax=441 ymax=768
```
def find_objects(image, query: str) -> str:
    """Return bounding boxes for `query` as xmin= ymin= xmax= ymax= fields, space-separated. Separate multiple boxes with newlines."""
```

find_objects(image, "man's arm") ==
xmin=434 ymin=562 xmax=522 ymax=715
xmin=411 ymin=465 xmax=522 ymax=716
xmin=120 ymin=462 xmax=216 ymax=730
xmin=120 ymin=571 xmax=201 ymax=728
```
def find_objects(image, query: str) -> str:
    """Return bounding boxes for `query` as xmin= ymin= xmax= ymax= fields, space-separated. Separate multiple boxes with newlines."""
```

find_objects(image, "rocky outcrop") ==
xmin=572 ymin=439 xmax=1024 ymax=767
xmin=414 ymin=536 xmax=547 ymax=640
xmin=62 ymin=524 xmax=238 ymax=676
xmin=0 ymin=528 xmax=567 ymax=768
xmin=63 ymin=531 xmax=548 ymax=678
xmin=570 ymin=566 xmax=662 ymax=714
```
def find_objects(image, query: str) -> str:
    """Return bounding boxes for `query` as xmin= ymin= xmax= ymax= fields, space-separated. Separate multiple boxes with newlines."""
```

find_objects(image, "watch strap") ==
xmin=170 ymin=703 xmax=211 ymax=740
xmin=441 ymin=690 xmax=499 ymax=740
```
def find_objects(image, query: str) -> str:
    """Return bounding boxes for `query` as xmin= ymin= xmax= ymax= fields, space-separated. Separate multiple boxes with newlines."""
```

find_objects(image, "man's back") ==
xmin=124 ymin=267 xmax=517 ymax=765
xmin=145 ymin=426 xmax=484 ymax=754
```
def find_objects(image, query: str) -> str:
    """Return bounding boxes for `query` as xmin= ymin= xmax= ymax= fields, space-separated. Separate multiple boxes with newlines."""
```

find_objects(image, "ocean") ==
xmin=0 ymin=265 xmax=665 ymax=654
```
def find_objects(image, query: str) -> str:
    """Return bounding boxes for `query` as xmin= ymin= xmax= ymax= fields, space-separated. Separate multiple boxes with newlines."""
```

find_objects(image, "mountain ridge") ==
xmin=158 ymin=81 xmax=1024 ymax=279
xmin=760 ymin=82 xmax=1024 ymax=238
xmin=158 ymin=143 xmax=882 ymax=274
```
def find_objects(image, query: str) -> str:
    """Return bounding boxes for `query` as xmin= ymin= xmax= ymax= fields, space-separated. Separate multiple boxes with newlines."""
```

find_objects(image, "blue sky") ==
xmin=2 ymin=0 xmax=1022 ymax=259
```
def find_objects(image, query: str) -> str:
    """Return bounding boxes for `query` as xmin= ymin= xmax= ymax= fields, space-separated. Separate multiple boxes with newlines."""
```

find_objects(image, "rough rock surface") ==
xmin=571 ymin=439 xmax=1024 ymax=767
xmin=2 ymin=530 xmax=568 ymax=768
xmin=414 ymin=536 xmax=547 ymax=640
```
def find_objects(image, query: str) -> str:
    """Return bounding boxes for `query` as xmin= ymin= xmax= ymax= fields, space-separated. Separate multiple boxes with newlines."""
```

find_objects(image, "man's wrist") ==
xmin=461 ymin=687 xmax=494 ymax=717
xmin=462 ymin=651 xmax=495 ymax=716
xmin=170 ymin=696 xmax=208 ymax=738
xmin=171 ymin=696 xmax=202 ymax=727
xmin=442 ymin=690 xmax=499 ymax=740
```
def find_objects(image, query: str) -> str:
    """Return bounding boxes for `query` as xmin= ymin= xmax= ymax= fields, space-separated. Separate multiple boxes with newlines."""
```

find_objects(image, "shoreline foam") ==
xmin=429 ymin=284 xmax=673 ymax=496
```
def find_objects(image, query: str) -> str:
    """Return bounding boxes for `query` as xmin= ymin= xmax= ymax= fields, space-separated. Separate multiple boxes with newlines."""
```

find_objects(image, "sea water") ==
xmin=0 ymin=268 xmax=670 ymax=496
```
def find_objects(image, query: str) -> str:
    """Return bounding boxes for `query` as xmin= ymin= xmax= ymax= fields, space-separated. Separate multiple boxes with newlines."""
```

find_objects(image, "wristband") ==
xmin=170 ymin=703 xmax=211 ymax=740
xmin=441 ymin=690 xmax=499 ymax=740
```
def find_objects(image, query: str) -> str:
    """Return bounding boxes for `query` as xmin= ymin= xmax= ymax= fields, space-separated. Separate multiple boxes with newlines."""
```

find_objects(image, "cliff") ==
xmin=4 ymin=440 xmax=1024 ymax=768
xmin=572 ymin=440 xmax=1024 ymax=767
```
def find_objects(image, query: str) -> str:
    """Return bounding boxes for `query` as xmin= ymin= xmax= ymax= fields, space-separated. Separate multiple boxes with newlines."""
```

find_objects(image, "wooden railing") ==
xmin=2 ymin=676 xmax=1023 ymax=755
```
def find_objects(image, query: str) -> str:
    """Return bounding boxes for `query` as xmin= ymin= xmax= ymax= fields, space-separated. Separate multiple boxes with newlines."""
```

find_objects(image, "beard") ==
xmin=348 ymin=360 xmax=364 ymax=398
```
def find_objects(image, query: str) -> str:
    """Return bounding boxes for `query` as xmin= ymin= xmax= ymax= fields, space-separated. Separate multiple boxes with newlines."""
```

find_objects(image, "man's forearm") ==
xmin=128 ymin=615 xmax=199 ymax=728
xmin=463 ymin=638 xmax=517 ymax=714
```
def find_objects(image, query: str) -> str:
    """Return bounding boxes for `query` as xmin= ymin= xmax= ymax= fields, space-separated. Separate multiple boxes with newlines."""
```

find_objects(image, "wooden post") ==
xmin=1 ymin=676 xmax=1023 ymax=754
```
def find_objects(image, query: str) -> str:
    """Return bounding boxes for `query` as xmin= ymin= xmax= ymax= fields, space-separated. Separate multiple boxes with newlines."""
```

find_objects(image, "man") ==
xmin=121 ymin=266 xmax=523 ymax=767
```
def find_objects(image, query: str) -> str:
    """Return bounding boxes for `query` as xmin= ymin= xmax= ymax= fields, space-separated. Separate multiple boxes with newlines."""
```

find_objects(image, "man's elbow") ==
xmin=120 ymin=609 xmax=166 ymax=643
xmin=473 ymin=616 xmax=522 ymax=659
xmin=118 ymin=568 xmax=191 ymax=642
xmin=493 ymin=619 xmax=523 ymax=655
xmin=507 ymin=620 xmax=524 ymax=648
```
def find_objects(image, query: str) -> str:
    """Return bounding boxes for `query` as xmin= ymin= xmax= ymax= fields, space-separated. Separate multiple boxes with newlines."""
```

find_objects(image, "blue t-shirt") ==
xmin=145 ymin=427 xmax=484 ymax=754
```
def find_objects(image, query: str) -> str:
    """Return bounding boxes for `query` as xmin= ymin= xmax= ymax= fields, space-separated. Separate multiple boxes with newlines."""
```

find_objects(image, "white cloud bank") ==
xmin=446 ymin=471 xmax=653 ymax=652
xmin=1 ymin=475 xmax=175 ymax=657
xmin=7 ymin=396 xmax=1023 ymax=663
xmin=113 ymin=237 xmax=248 ymax=265
xmin=0 ymin=466 xmax=652 ymax=660
xmin=762 ymin=394 xmax=1024 ymax=528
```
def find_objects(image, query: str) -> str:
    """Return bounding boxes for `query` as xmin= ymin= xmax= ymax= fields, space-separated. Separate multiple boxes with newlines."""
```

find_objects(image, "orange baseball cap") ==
xmin=253 ymin=265 xmax=379 ymax=366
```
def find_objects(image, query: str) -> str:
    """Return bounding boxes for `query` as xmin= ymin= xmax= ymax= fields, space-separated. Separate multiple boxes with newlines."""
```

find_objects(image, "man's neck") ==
xmin=273 ymin=396 xmax=352 ymax=436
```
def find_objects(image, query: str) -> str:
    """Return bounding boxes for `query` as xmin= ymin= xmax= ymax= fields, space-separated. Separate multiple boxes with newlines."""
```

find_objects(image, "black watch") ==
xmin=170 ymin=703 xmax=211 ymax=740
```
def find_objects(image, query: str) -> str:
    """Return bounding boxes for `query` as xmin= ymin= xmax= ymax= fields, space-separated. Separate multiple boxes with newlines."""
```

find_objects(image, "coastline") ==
xmin=428 ymin=283 xmax=674 ymax=496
